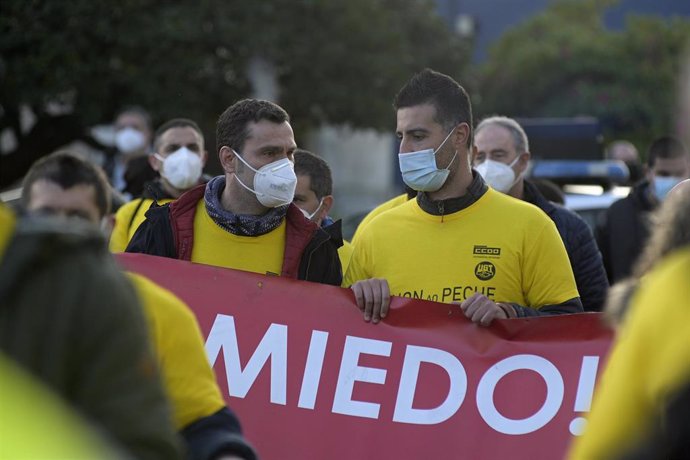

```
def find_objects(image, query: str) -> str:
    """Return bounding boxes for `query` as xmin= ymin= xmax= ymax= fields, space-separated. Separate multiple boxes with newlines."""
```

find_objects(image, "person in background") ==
xmin=345 ymin=69 xmax=581 ymax=325
xmin=109 ymin=106 xmax=156 ymax=199
xmin=110 ymin=118 xmax=208 ymax=252
xmin=293 ymin=148 xmax=353 ymax=273
xmin=0 ymin=201 xmax=181 ymax=460
xmin=126 ymin=98 xmax=341 ymax=286
xmin=473 ymin=116 xmax=608 ymax=312
xmin=21 ymin=152 xmax=257 ymax=460
xmin=597 ymin=135 xmax=690 ymax=283
xmin=605 ymin=140 xmax=643 ymax=185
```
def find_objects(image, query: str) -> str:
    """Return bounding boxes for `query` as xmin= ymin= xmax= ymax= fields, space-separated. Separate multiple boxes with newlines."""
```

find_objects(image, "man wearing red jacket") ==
xmin=126 ymin=99 xmax=341 ymax=285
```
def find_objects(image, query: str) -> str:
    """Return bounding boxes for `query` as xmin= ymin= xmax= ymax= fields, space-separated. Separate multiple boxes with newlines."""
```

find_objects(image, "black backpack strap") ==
xmin=127 ymin=198 xmax=147 ymax=233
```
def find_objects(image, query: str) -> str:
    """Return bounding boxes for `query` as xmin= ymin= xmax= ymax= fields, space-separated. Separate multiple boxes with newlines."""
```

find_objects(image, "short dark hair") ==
xmin=153 ymin=118 xmax=204 ymax=152
xmin=216 ymin=99 xmax=290 ymax=154
xmin=294 ymin=149 xmax=333 ymax=199
xmin=647 ymin=136 xmax=688 ymax=167
xmin=393 ymin=68 xmax=473 ymax=147
xmin=22 ymin=152 xmax=111 ymax=217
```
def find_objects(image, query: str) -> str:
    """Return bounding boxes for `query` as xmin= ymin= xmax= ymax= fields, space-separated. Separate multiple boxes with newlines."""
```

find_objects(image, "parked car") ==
xmin=529 ymin=159 xmax=631 ymax=231
xmin=562 ymin=185 xmax=629 ymax=230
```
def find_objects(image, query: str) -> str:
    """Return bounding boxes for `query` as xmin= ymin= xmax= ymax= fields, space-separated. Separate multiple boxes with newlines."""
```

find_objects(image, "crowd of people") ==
xmin=2 ymin=67 xmax=690 ymax=459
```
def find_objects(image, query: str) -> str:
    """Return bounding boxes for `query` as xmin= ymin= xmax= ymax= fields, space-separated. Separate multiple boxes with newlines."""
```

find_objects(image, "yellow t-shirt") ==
xmin=0 ymin=204 xmax=16 ymax=261
xmin=344 ymin=189 xmax=578 ymax=307
xmin=569 ymin=248 xmax=690 ymax=460
xmin=110 ymin=198 xmax=174 ymax=252
xmin=0 ymin=352 xmax=118 ymax=459
xmin=351 ymin=193 xmax=410 ymax=246
xmin=338 ymin=239 xmax=354 ymax=275
xmin=191 ymin=200 xmax=286 ymax=275
xmin=127 ymin=273 xmax=225 ymax=430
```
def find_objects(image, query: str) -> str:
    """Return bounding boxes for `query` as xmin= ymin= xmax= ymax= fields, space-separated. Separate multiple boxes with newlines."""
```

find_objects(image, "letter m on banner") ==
xmin=205 ymin=314 xmax=288 ymax=405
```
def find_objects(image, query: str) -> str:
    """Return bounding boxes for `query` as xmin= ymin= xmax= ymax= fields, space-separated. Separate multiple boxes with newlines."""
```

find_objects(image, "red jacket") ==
xmin=126 ymin=184 xmax=342 ymax=285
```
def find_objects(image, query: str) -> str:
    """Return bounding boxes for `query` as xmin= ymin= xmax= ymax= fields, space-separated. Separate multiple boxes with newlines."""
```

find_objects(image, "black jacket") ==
xmin=126 ymin=184 xmax=342 ymax=286
xmin=596 ymin=181 xmax=656 ymax=283
xmin=523 ymin=180 xmax=609 ymax=312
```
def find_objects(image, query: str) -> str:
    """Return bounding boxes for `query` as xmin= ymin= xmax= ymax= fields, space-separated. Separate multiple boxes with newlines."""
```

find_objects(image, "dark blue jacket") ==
xmin=523 ymin=180 xmax=609 ymax=312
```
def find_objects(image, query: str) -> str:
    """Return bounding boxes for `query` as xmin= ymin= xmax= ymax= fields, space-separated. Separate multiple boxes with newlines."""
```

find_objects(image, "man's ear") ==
xmin=219 ymin=146 xmax=236 ymax=174
xmin=452 ymin=123 xmax=471 ymax=151
xmin=318 ymin=195 xmax=334 ymax=224
xmin=517 ymin=151 xmax=531 ymax=174
xmin=148 ymin=154 xmax=162 ymax=172
xmin=200 ymin=149 xmax=209 ymax=167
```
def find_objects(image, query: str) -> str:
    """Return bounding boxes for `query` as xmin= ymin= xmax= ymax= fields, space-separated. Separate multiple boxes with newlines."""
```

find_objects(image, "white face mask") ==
xmin=299 ymin=198 xmax=324 ymax=222
xmin=398 ymin=128 xmax=457 ymax=192
xmin=115 ymin=127 xmax=146 ymax=154
xmin=475 ymin=157 xmax=520 ymax=193
xmin=233 ymin=149 xmax=297 ymax=208
xmin=154 ymin=147 xmax=203 ymax=190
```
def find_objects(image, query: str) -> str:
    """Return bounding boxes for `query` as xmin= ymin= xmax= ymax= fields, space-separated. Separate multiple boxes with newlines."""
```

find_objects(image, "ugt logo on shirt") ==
xmin=475 ymin=261 xmax=496 ymax=281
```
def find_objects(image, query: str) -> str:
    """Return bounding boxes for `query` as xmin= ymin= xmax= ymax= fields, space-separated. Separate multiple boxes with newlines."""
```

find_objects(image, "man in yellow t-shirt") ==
xmin=568 ymin=247 xmax=690 ymax=459
xmin=21 ymin=152 xmax=257 ymax=460
xmin=293 ymin=148 xmax=354 ymax=273
xmin=110 ymin=118 xmax=209 ymax=252
xmin=125 ymin=99 xmax=341 ymax=285
xmin=345 ymin=69 xmax=581 ymax=325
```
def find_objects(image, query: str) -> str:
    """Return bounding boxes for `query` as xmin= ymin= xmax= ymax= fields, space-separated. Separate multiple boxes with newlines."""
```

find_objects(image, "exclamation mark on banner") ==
xmin=569 ymin=356 xmax=600 ymax=436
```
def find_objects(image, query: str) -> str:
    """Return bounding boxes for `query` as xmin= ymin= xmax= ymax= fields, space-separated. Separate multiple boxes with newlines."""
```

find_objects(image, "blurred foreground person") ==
xmin=0 ymin=201 xmax=181 ymax=459
xmin=568 ymin=246 xmax=690 ymax=459
xmin=110 ymin=118 xmax=209 ymax=252
xmin=21 ymin=152 xmax=257 ymax=460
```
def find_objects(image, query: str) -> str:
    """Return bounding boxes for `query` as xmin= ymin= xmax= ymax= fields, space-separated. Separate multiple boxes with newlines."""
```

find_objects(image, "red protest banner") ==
xmin=117 ymin=253 xmax=613 ymax=460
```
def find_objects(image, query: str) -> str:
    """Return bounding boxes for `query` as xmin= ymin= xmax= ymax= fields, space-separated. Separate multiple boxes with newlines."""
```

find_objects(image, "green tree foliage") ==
xmin=0 ymin=0 xmax=469 ymax=185
xmin=476 ymin=0 xmax=690 ymax=145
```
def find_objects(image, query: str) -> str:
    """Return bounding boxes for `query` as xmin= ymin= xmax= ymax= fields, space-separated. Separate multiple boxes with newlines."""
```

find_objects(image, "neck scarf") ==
xmin=204 ymin=176 xmax=288 ymax=236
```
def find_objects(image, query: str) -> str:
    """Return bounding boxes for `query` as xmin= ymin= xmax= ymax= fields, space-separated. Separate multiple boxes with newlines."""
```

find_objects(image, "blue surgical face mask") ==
xmin=398 ymin=128 xmax=457 ymax=192
xmin=653 ymin=176 xmax=683 ymax=201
